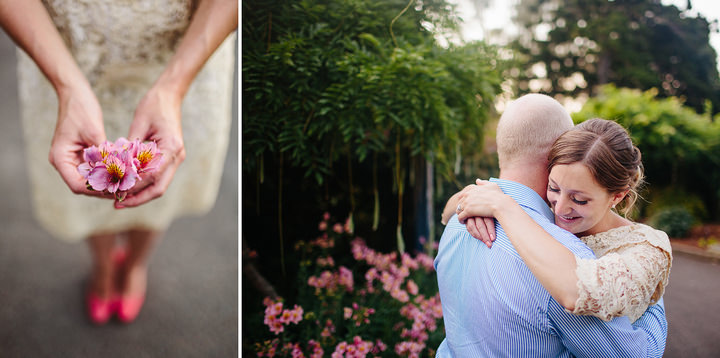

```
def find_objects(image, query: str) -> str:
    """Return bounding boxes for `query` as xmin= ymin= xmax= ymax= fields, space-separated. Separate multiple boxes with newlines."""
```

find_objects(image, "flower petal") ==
xmin=88 ymin=166 xmax=110 ymax=191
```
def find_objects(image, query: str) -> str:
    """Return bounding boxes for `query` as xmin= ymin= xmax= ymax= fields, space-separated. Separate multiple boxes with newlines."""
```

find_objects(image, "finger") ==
xmin=457 ymin=200 xmax=468 ymax=221
xmin=474 ymin=217 xmax=493 ymax=248
xmin=52 ymin=158 xmax=111 ymax=198
xmin=478 ymin=217 xmax=493 ymax=248
xmin=466 ymin=217 xmax=483 ymax=240
xmin=115 ymin=161 xmax=178 ymax=208
xmin=483 ymin=217 xmax=496 ymax=242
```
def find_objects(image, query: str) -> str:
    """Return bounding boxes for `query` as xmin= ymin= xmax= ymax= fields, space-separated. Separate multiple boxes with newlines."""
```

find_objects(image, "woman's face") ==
xmin=547 ymin=163 xmax=620 ymax=236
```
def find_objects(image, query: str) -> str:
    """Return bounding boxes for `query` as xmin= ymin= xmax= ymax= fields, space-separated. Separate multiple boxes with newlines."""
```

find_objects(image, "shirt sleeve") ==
xmin=572 ymin=243 xmax=671 ymax=322
xmin=548 ymin=296 xmax=667 ymax=358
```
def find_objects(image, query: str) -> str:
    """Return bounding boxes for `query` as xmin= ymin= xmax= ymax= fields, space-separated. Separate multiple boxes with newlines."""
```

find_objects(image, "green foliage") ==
xmin=572 ymin=85 xmax=720 ymax=219
xmin=648 ymin=206 xmax=695 ymax=238
xmin=242 ymin=0 xmax=506 ymax=185
xmin=512 ymin=0 xmax=720 ymax=114
xmin=643 ymin=186 xmax=708 ymax=222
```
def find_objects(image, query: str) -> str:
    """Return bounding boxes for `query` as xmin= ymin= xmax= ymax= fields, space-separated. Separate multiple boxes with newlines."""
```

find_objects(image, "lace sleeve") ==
xmin=571 ymin=242 xmax=670 ymax=322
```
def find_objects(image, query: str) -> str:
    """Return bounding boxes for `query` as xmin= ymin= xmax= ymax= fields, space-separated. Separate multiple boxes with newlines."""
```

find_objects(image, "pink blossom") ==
xmin=87 ymin=150 xmax=138 ymax=194
xmin=268 ymin=320 xmax=284 ymax=335
xmin=291 ymin=344 xmax=304 ymax=358
xmin=333 ymin=223 xmax=344 ymax=234
xmin=279 ymin=310 xmax=292 ymax=323
xmin=406 ymin=280 xmax=419 ymax=296
xmin=132 ymin=139 xmax=163 ymax=173
xmin=288 ymin=305 xmax=303 ymax=324
xmin=344 ymin=307 xmax=353 ymax=319
xmin=338 ymin=266 xmax=354 ymax=291
xmin=308 ymin=340 xmax=324 ymax=358
xmin=323 ymin=212 xmax=330 ymax=221
xmin=266 ymin=302 xmax=284 ymax=316
xmin=318 ymin=221 xmax=327 ymax=231
xmin=344 ymin=216 xmax=353 ymax=234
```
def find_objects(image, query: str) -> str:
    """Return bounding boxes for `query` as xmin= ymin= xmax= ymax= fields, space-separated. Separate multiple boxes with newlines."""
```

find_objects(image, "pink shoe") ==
xmin=117 ymin=294 xmax=146 ymax=323
xmin=86 ymin=291 xmax=115 ymax=325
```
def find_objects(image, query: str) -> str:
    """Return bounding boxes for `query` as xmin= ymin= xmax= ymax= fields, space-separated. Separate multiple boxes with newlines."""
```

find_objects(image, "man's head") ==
xmin=496 ymin=94 xmax=573 ymax=197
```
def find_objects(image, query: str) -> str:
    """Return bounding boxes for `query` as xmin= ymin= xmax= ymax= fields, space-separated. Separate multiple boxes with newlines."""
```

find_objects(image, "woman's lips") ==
xmin=556 ymin=214 xmax=580 ymax=224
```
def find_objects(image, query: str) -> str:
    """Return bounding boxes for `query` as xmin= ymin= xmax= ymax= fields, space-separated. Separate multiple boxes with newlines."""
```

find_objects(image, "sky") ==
xmin=453 ymin=0 xmax=720 ymax=72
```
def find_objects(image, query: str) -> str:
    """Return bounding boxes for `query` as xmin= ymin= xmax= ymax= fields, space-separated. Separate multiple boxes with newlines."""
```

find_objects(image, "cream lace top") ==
xmin=572 ymin=223 xmax=673 ymax=322
xmin=17 ymin=0 xmax=235 ymax=242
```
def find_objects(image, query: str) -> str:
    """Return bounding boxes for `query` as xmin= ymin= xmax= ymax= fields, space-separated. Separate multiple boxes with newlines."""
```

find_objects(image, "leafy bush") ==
xmin=648 ymin=206 xmax=695 ymax=238
xmin=248 ymin=213 xmax=444 ymax=357
xmin=642 ymin=186 xmax=708 ymax=222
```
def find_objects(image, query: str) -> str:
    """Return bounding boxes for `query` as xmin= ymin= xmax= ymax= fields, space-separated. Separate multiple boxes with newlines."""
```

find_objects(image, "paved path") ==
xmin=0 ymin=29 xmax=238 ymax=357
xmin=663 ymin=252 xmax=720 ymax=357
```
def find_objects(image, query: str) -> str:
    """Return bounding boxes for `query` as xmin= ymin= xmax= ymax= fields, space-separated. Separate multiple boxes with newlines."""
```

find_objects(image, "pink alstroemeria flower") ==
xmin=88 ymin=150 xmax=139 ymax=194
xmin=77 ymin=141 xmax=114 ymax=179
xmin=132 ymin=140 xmax=163 ymax=173
xmin=114 ymin=137 xmax=134 ymax=154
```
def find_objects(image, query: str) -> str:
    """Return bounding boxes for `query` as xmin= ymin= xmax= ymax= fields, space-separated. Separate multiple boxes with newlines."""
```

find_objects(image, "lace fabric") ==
xmin=18 ymin=0 xmax=235 ymax=242
xmin=572 ymin=224 xmax=673 ymax=322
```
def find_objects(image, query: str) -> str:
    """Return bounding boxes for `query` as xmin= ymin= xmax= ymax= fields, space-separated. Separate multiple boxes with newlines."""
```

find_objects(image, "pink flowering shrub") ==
xmin=77 ymin=137 xmax=163 ymax=201
xmin=252 ymin=213 xmax=444 ymax=357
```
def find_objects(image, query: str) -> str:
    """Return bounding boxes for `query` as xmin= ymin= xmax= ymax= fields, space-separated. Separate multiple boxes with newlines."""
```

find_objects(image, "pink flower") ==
xmin=132 ymin=139 xmax=163 ymax=173
xmin=267 ymin=302 xmax=283 ymax=316
xmin=279 ymin=310 xmax=292 ymax=323
xmin=288 ymin=305 xmax=303 ymax=324
xmin=344 ymin=307 xmax=353 ymax=319
xmin=87 ymin=150 xmax=138 ymax=194
xmin=318 ymin=221 xmax=327 ymax=231
xmin=291 ymin=345 xmax=304 ymax=358
xmin=333 ymin=223 xmax=344 ymax=234
xmin=268 ymin=320 xmax=284 ymax=335
xmin=77 ymin=141 xmax=114 ymax=179
xmin=407 ymin=280 xmax=419 ymax=296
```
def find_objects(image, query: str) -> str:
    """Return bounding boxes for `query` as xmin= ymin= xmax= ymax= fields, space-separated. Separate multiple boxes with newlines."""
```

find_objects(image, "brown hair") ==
xmin=548 ymin=118 xmax=644 ymax=217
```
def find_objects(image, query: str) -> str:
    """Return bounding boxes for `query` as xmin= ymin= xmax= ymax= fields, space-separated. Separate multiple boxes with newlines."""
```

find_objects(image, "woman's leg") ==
xmin=87 ymin=232 xmax=118 ymax=298
xmin=117 ymin=228 xmax=163 ymax=322
xmin=86 ymin=232 xmax=118 ymax=324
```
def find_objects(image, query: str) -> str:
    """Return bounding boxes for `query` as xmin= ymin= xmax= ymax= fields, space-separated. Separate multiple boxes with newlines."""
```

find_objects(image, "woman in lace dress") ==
xmin=0 ymin=0 xmax=237 ymax=324
xmin=443 ymin=118 xmax=672 ymax=322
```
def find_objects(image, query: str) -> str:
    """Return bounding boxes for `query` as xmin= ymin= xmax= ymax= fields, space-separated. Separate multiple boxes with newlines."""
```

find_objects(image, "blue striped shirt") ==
xmin=434 ymin=178 xmax=667 ymax=357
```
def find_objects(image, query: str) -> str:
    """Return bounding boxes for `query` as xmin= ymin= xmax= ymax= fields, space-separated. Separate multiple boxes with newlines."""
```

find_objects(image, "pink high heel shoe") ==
xmin=114 ymin=247 xmax=146 ymax=323
xmin=87 ymin=247 xmax=126 ymax=325
xmin=117 ymin=294 xmax=146 ymax=323
xmin=86 ymin=291 xmax=115 ymax=325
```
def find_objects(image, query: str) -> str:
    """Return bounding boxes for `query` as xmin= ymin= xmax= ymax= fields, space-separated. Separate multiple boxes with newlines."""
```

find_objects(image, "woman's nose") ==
xmin=554 ymin=196 xmax=572 ymax=215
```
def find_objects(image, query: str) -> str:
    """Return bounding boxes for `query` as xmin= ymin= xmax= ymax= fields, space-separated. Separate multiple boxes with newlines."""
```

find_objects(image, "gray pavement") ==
xmin=0 ymin=29 xmax=238 ymax=357
xmin=663 ymin=252 xmax=720 ymax=357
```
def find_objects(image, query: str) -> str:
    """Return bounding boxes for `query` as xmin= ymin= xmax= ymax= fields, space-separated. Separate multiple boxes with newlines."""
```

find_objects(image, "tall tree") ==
xmin=512 ymin=0 xmax=720 ymax=114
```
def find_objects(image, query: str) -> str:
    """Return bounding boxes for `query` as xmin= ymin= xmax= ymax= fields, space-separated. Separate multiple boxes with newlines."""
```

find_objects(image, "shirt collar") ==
xmin=489 ymin=178 xmax=554 ymax=222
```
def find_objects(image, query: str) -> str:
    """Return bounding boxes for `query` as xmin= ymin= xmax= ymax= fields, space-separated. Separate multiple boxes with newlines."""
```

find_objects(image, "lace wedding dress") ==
xmin=17 ymin=0 xmax=235 ymax=242
xmin=572 ymin=223 xmax=673 ymax=322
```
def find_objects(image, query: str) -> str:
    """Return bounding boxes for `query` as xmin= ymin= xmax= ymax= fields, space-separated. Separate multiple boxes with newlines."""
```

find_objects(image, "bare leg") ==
xmin=87 ymin=232 xmax=118 ymax=299
xmin=120 ymin=228 xmax=162 ymax=298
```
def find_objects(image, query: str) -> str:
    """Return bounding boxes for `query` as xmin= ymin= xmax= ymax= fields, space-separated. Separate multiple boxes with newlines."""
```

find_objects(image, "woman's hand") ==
xmin=115 ymin=85 xmax=185 ymax=209
xmin=456 ymin=179 xmax=509 ymax=247
xmin=49 ymin=84 xmax=109 ymax=197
